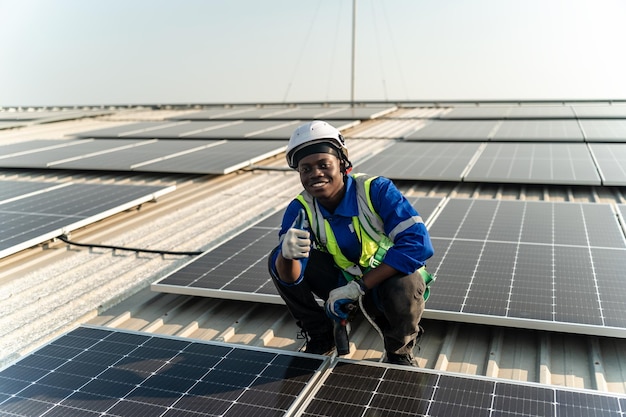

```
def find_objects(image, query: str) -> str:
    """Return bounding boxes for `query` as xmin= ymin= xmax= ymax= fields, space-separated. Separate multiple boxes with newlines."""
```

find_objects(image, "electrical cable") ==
xmin=58 ymin=235 xmax=202 ymax=256
xmin=358 ymin=295 xmax=386 ymax=362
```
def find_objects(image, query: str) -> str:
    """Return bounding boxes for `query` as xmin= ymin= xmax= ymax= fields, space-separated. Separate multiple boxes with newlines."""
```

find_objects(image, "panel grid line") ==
xmin=582 ymin=203 xmax=607 ymax=327
xmin=461 ymin=200 xmax=501 ymax=313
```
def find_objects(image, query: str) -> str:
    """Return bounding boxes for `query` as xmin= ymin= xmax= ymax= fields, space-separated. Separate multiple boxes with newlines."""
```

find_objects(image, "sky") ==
xmin=1 ymin=0 xmax=626 ymax=107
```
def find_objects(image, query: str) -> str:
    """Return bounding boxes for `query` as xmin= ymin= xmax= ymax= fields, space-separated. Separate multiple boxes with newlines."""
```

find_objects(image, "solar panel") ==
xmin=580 ymin=120 xmax=626 ymax=142
xmin=152 ymin=197 xmax=443 ymax=301
xmin=298 ymin=359 xmax=626 ymax=417
xmin=573 ymin=105 xmax=626 ymax=119
xmin=465 ymin=143 xmax=601 ymax=185
xmin=49 ymin=140 xmax=216 ymax=170
xmin=133 ymin=140 xmax=286 ymax=175
xmin=0 ymin=139 xmax=146 ymax=169
xmin=0 ymin=180 xmax=57 ymax=202
xmin=505 ymin=105 xmax=576 ymax=119
xmin=491 ymin=120 xmax=584 ymax=141
xmin=424 ymin=198 xmax=626 ymax=337
xmin=0 ymin=140 xmax=104 ymax=163
xmin=0 ymin=139 xmax=286 ymax=175
xmin=0 ymin=181 xmax=174 ymax=259
xmin=589 ymin=144 xmax=626 ymax=186
xmin=0 ymin=326 xmax=327 ymax=417
xmin=354 ymin=141 xmax=482 ymax=181
xmin=404 ymin=120 xmax=499 ymax=141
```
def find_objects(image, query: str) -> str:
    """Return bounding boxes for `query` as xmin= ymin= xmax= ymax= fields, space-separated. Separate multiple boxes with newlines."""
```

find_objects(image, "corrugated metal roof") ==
xmin=1 ymin=104 xmax=626 ymax=397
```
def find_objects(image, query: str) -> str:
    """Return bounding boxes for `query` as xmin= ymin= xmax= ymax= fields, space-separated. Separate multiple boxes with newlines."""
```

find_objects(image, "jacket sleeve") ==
xmin=268 ymin=200 xmax=310 ymax=286
xmin=370 ymin=177 xmax=434 ymax=274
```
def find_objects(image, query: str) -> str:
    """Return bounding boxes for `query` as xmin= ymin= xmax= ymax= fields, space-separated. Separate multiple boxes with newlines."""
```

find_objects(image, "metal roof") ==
xmin=1 ymin=103 xmax=626 ymax=398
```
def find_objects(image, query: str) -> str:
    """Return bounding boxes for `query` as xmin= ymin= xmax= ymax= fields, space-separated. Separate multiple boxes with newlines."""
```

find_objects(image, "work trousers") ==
xmin=268 ymin=248 xmax=426 ymax=356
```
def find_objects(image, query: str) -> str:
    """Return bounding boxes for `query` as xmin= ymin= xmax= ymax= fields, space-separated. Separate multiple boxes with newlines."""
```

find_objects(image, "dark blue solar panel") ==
xmin=300 ymin=360 xmax=626 ymax=417
xmin=0 ymin=327 xmax=326 ymax=417
xmin=425 ymin=199 xmax=626 ymax=337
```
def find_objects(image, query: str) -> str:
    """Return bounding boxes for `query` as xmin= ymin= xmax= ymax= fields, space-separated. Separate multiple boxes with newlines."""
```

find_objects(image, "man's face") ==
xmin=297 ymin=153 xmax=345 ymax=209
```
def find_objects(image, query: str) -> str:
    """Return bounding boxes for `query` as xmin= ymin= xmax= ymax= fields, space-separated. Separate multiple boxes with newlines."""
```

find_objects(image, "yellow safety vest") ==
xmin=296 ymin=174 xmax=395 ymax=278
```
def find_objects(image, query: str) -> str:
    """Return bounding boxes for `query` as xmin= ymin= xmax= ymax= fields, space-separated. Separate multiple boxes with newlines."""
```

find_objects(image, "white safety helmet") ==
xmin=286 ymin=120 xmax=350 ymax=170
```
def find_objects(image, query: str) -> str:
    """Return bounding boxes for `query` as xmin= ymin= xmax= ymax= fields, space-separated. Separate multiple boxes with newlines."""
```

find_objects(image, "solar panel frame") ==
xmin=423 ymin=198 xmax=626 ymax=338
xmin=0 ymin=326 xmax=328 ymax=417
xmin=354 ymin=141 xmax=483 ymax=181
xmin=465 ymin=142 xmax=601 ymax=185
xmin=152 ymin=197 xmax=444 ymax=302
xmin=296 ymin=359 xmax=626 ymax=417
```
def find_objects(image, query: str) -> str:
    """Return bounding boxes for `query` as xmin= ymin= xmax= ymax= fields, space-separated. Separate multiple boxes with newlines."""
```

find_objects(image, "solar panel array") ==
xmin=424 ymin=198 xmax=626 ymax=337
xmin=355 ymin=142 xmax=615 ymax=185
xmin=74 ymin=120 xmax=317 ymax=140
xmin=406 ymin=119 xmax=621 ymax=142
xmin=155 ymin=195 xmax=626 ymax=338
xmin=152 ymin=196 xmax=444 ymax=302
xmin=0 ymin=326 xmax=326 ymax=417
xmin=401 ymin=105 xmax=626 ymax=186
xmin=0 ymin=139 xmax=286 ymax=175
xmin=439 ymin=104 xmax=626 ymax=120
xmin=2 ymin=327 xmax=625 ymax=417
xmin=0 ymin=180 xmax=174 ymax=259
xmin=168 ymin=105 xmax=396 ymax=121
xmin=299 ymin=360 xmax=626 ymax=417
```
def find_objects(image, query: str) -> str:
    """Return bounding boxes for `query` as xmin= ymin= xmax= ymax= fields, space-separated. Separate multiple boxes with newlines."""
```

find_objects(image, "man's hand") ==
xmin=281 ymin=209 xmax=310 ymax=259
xmin=281 ymin=228 xmax=311 ymax=259
xmin=325 ymin=281 xmax=365 ymax=322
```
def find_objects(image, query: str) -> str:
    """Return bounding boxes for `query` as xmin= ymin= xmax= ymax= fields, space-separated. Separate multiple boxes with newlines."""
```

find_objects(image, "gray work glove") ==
xmin=281 ymin=209 xmax=310 ymax=259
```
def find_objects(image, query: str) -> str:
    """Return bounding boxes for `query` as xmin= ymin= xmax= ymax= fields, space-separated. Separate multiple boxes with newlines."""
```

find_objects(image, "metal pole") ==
xmin=351 ymin=0 xmax=356 ymax=106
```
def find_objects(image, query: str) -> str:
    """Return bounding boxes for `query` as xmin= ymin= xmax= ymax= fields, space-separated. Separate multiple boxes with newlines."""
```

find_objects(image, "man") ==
xmin=267 ymin=120 xmax=434 ymax=366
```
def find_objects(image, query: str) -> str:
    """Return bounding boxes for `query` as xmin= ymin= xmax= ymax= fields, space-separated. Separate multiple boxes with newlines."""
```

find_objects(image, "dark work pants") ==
xmin=268 ymin=248 xmax=426 ymax=356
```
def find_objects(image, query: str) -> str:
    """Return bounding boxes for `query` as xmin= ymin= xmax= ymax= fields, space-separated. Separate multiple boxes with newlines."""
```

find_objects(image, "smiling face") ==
xmin=297 ymin=153 xmax=346 ymax=211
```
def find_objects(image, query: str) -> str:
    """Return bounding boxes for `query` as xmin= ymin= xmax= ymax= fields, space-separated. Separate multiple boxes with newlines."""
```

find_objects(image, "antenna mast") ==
xmin=350 ymin=0 xmax=356 ymax=106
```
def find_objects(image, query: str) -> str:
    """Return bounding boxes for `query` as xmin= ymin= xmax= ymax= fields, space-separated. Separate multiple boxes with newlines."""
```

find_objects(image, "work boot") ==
xmin=385 ymin=352 xmax=419 ymax=367
xmin=299 ymin=329 xmax=335 ymax=355
xmin=384 ymin=326 xmax=424 ymax=367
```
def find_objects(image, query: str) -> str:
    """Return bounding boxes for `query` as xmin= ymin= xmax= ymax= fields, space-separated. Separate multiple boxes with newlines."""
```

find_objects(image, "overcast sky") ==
xmin=1 ymin=0 xmax=626 ymax=106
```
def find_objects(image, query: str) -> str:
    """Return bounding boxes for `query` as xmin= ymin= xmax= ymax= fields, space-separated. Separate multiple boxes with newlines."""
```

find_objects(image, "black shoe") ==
xmin=300 ymin=330 xmax=335 ymax=355
xmin=385 ymin=352 xmax=418 ymax=367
